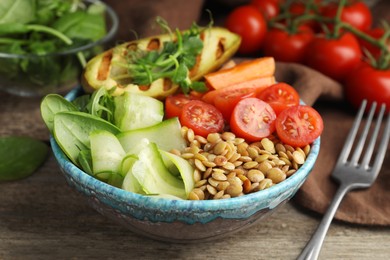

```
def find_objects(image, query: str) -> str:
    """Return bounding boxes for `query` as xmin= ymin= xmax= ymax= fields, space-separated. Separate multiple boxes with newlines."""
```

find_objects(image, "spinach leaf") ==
xmin=0 ymin=136 xmax=48 ymax=181
xmin=40 ymin=94 xmax=79 ymax=132
xmin=0 ymin=0 xmax=36 ymax=24
xmin=53 ymin=111 xmax=120 ymax=166
xmin=53 ymin=10 xmax=106 ymax=41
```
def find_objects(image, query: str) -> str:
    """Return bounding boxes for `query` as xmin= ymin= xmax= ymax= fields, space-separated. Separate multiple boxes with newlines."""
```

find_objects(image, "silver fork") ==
xmin=297 ymin=100 xmax=390 ymax=260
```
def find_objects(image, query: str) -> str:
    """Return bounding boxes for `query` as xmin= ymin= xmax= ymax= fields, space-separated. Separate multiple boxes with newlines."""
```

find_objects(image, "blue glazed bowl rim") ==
xmin=51 ymin=87 xmax=321 ymax=212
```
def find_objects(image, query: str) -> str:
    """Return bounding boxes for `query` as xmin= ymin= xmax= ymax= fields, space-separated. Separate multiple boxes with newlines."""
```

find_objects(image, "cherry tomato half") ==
xmin=180 ymin=100 xmax=224 ymax=137
xmin=225 ymin=5 xmax=267 ymax=55
xmin=304 ymin=33 xmax=362 ymax=81
xmin=257 ymin=83 xmax=300 ymax=115
xmin=230 ymin=98 xmax=277 ymax=142
xmin=345 ymin=63 xmax=390 ymax=115
xmin=275 ymin=105 xmax=324 ymax=147
xmin=165 ymin=94 xmax=199 ymax=119
xmin=214 ymin=88 xmax=256 ymax=121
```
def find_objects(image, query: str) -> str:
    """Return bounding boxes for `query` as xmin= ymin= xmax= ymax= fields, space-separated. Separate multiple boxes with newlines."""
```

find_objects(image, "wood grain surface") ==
xmin=1 ymin=88 xmax=389 ymax=260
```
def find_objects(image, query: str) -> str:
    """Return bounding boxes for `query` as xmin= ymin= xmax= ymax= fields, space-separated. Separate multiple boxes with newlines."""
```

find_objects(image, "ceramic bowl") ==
xmin=50 ymin=87 xmax=321 ymax=243
xmin=0 ymin=0 xmax=118 ymax=97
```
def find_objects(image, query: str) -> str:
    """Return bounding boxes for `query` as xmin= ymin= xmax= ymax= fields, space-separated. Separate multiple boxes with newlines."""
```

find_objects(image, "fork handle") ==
xmin=297 ymin=184 xmax=352 ymax=260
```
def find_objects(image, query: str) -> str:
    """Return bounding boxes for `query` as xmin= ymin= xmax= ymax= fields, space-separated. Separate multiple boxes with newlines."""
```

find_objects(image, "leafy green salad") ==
xmin=0 ymin=0 xmax=108 ymax=93
xmin=41 ymin=88 xmax=195 ymax=200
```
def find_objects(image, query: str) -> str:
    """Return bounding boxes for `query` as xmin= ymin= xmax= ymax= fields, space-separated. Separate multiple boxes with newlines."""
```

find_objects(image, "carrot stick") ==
xmin=202 ymin=76 xmax=276 ymax=104
xmin=204 ymin=57 xmax=275 ymax=90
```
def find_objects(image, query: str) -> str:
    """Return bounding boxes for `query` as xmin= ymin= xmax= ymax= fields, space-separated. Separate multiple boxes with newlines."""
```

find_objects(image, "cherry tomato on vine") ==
xmin=257 ymin=83 xmax=300 ymax=115
xmin=358 ymin=28 xmax=390 ymax=59
xmin=250 ymin=0 xmax=280 ymax=19
xmin=304 ymin=33 xmax=362 ymax=81
xmin=344 ymin=63 xmax=390 ymax=115
xmin=275 ymin=105 xmax=324 ymax=147
xmin=230 ymin=98 xmax=277 ymax=142
xmin=321 ymin=1 xmax=372 ymax=32
xmin=262 ymin=25 xmax=314 ymax=63
xmin=180 ymin=100 xmax=224 ymax=137
xmin=225 ymin=5 xmax=267 ymax=55
xmin=164 ymin=94 xmax=199 ymax=119
xmin=288 ymin=2 xmax=320 ymax=30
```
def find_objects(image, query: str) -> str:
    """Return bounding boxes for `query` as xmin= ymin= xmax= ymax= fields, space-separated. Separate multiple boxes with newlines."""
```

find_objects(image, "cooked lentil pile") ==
xmin=170 ymin=126 xmax=311 ymax=200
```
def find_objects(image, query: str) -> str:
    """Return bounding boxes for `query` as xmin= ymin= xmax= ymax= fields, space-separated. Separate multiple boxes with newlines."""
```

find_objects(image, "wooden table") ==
xmin=1 ymin=91 xmax=389 ymax=260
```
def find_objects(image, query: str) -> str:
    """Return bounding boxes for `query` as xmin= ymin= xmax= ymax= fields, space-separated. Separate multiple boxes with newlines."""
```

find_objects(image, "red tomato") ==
xmin=345 ymin=63 xmax=390 ymax=115
xmin=257 ymin=83 xmax=300 ymax=115
xmin=275 ymin=105 xmax=324 ymax=147
xmin=262 ymin=26 xmax=314 ymax=63
xmin=250 ymin=0 xmax=280 ymax=19
xmin=358 ymin=28 xmax=390 ymax=59
xmin=230 ymin=98 xmax=277 ymax=142
xmin=304 ymin=33 xmax=362 ymax=81
xmin=225 ymin=5 xmax=268 ymax=55
xmin=288 ymin=2 xmax=319 ymax=30
xmin=321 ymin=1 xmax=372 ymax=32
xmin=180 ymin=100 xmax=224 ymax=137
xmin=214 ymin=88 xmax=256 ymax=121
xmin=164 ymin=94 xmax=199 ymax=119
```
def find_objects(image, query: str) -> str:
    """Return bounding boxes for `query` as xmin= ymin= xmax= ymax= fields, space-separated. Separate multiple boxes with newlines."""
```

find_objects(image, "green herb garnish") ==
xmin=116 ymin=18 xmax=208 ymax=94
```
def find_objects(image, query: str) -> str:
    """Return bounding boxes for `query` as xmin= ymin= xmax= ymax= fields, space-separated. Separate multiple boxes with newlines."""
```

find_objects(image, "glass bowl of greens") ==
xmin=0 ymin=0 xmax=119 ymax=97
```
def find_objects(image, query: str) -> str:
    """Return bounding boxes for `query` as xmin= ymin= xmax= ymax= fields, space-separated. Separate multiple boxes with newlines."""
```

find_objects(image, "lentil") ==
xmin=177 ymin=130 xmax=310 ymax=200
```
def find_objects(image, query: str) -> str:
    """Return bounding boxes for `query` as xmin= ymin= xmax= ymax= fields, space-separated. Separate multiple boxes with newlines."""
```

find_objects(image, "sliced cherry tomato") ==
xmin=304 ymin=33 xmax=362 ymax=81
xmin=225 ymin=5 xmax=267 ymax=55
xmin=180 ymin=100 xmax=224 ymax=137
xmin=250 ymin=0 xmax=280 ymax=19
xmin=230 ymin=98 xmax=277 ymax=142
xmin=257 ymin=83 xmax=300 ymax=115
xmin=275 ymin=105 xmax=324 ymax=147
xmin=164 ymin=94 xmax=199 ymax=119
xmin=214 ymin=88 xmax=256 ymax=121
xmin=262 ymin=26 xmax=314 ymax=63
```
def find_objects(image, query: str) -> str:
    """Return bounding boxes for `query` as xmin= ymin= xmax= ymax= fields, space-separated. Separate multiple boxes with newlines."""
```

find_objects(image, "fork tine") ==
xmin=338 ymin=100 xmax=367 ymax=164
xmin=350 ymin=101 xmax=377 ymax=166
xmin=360 ymin=103 xmax=386 ymax=170
xmin=370 ymin=106 xmax=390 ymax=176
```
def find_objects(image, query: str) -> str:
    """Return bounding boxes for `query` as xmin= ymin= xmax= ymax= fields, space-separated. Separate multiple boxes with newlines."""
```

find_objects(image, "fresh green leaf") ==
xmin=0 ymin=136 xmax=48 ymax=181
xmin=40 ymin=94 xmax=78 ymax=132
xmin=53 ymin=111 xmax=120 ymax=166
xmin=52 ymin=11 xmax=106 ymax=41
xmin=0 ymin=0 xmax=36 ymax=24
xmin=123 ymin=20 xmax=207 ymax=94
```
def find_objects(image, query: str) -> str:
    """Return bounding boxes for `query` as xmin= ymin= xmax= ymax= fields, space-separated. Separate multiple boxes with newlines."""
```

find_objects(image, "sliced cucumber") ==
xmin=160 ymin=150 xmax=195 ymax=197
xmin=90 ymin=130 xmax=126 ymax=175
xmin=132 ymin=142 xmax=186 ymax=199
xmin=53 ymin=111 xmax=120 ymax=166
xmin=121 ymin=154 xmax=144 ymax=194
xmin=114 ymin=92 xmax=163 ymax=131
xmin=117 ymin=117 xmax=187 ymax=153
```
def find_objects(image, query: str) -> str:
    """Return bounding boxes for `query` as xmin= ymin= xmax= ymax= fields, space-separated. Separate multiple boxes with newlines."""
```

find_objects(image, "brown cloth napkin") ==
xmin=104 ymin=0 xmax=390 ymax=225
xmin=276 ymin=63 xmax=390 ymax=226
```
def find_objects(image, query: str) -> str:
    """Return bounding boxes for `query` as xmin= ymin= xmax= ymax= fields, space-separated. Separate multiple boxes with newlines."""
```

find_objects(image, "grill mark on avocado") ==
xmin=97 ymin=50 xmax=113 ymax=81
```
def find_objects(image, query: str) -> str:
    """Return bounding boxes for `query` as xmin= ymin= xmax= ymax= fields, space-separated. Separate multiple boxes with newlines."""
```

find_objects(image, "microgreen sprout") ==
xmin=115 ymin=17 xmax=208 ymax=94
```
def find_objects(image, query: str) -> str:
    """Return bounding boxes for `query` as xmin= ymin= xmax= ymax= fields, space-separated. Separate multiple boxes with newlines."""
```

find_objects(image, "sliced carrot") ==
xmin=202 ymin=76 xmax=276 ymax=105
xmin=204 ymin=57 xmax=275 ymax=90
